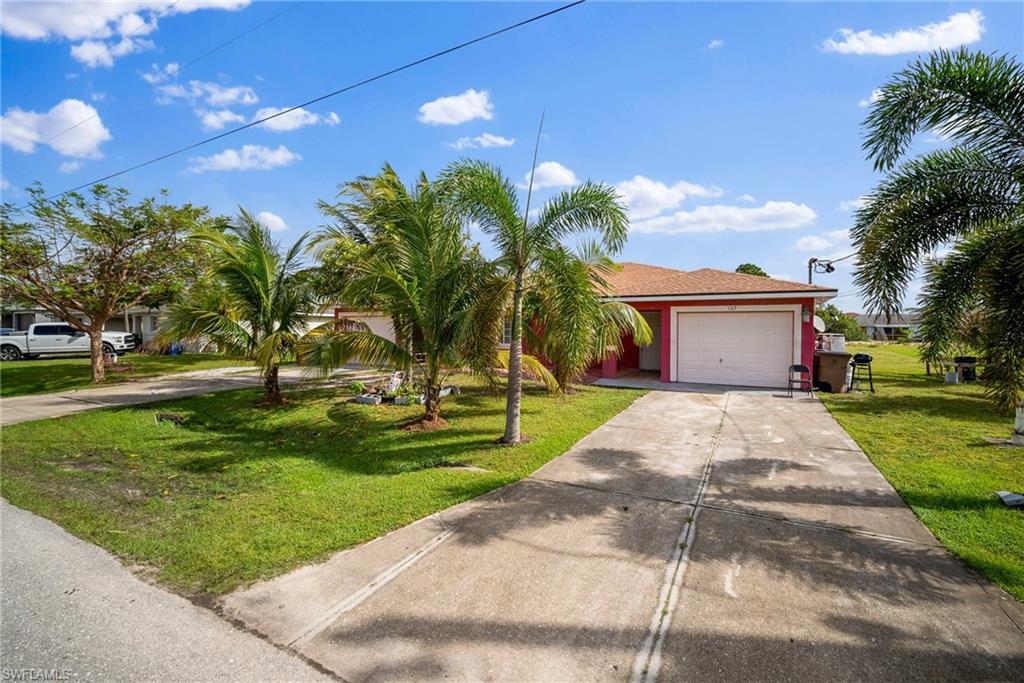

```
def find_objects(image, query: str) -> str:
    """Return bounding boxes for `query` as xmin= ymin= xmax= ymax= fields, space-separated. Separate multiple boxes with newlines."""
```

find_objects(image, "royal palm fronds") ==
xmin=853 ymin=49 xmax=1024 ymax=414
xmin=159 ymin=209 xmax=316 ymax=403
xmin=439 ymin=160 xmax=629 ymax=441
xmin=300 ymin=166 xmax=507 ymax=422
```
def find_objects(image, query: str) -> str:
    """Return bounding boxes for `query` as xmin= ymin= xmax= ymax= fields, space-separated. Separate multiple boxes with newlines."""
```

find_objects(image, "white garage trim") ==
xmin=668 ymin=304 xmax=802 ymax=384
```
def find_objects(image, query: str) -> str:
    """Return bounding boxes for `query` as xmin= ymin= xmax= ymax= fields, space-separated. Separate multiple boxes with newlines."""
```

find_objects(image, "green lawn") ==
xmin=0 ymin=354 xmax=250 ymax=398
xmin=0 ymin=379 xmax=644 ymax=595
xmin=819 ymin=343 xmax=1024 ymax=601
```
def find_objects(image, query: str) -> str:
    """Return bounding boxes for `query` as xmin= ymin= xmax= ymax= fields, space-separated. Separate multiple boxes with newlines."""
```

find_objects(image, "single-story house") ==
xmin=850 ymin=312 xmax=921 ymax=341
xmin=334 ymin=262 xmax=838 ymax=390
xmin=1 ymin=305 xmax=165 ymax=342
xmin=596 ymin=263 xmax=837 ymax=388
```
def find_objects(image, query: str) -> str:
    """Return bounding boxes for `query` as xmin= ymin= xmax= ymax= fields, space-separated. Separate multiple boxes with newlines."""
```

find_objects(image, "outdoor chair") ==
xmin=787 ymin=364 xmax=812 ymax=397
xmin=850 ymin=353 xmax=874 ymax=393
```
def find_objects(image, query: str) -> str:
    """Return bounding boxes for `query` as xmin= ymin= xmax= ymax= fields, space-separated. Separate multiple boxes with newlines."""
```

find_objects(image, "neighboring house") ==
xmin=0 ymin=305 xmax=165 ymax=343
xmin=850 ymin=312 xmax=921 ymax=341
xmin=335 ymin=262 xmax=839 ymax=389
xmin=331 ymin=309 xmax=397 ymax=343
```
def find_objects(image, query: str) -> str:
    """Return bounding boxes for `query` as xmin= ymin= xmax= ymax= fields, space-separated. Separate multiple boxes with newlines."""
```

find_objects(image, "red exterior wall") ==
xmin=602 ymin=297 xmax=817 ymax=384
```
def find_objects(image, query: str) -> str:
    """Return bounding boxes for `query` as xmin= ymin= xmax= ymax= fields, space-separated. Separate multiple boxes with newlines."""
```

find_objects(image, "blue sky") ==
xmin=2 ymin=1 xmax=1021 ymax=311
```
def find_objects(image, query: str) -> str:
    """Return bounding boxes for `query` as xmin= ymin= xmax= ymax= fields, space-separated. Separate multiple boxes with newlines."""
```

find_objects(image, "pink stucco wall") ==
xmin=604 ymin=297 xmax=817 ymax=384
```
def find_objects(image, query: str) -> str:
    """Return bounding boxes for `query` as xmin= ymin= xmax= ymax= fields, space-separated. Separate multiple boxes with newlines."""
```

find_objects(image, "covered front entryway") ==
xmin=674 ymin=309 xmax=797 ymax=388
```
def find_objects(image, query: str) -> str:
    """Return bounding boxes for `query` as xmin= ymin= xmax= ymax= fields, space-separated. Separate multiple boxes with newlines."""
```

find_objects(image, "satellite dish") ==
xmin=813 ymin=315 xmax=826 ymax=333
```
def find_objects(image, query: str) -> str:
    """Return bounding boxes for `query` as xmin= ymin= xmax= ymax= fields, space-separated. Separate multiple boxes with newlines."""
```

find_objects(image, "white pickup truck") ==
xmin=0 ymin=323 xmax=135 ymax=361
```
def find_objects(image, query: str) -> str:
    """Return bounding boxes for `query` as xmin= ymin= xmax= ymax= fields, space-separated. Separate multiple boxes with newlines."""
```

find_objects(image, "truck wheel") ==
xmin=102 ymin=343 xmax=114 ymax=356
xmin=0 ymin=345 xmax=22 ymax=361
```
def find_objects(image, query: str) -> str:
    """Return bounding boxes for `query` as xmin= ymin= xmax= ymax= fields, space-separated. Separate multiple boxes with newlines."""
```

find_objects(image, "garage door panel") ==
xmin=678 ymin=311 xmax=795 ymax=388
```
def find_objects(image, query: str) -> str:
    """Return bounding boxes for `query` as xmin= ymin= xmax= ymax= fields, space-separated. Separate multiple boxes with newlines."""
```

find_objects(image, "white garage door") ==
xmin=677 ymin=311 xmax=795 ymax=388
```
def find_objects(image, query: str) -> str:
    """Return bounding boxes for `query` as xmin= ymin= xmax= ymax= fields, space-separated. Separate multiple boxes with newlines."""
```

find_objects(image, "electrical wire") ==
xmin=41 ymin=0 xmax=587 ymax=202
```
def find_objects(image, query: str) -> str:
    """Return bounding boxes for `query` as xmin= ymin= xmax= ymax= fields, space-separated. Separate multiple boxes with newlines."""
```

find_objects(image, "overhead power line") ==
xmin=42 ymin=1 xmax=304 ymax=146
xmin=44 ymin=0 xmax=587 ymax=202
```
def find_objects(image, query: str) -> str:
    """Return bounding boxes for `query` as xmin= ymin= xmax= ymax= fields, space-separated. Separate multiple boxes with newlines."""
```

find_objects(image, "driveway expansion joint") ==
xmin=631 ymin=393 xmax=731 ymax=683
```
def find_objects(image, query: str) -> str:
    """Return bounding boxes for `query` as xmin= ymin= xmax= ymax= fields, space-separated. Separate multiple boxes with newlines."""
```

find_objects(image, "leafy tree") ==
xmin=526 ymin=243 xmax=651 ymax=391
xmin=815 ymin=304 xmax=867 ymax=341
xmin=302 ymin=165 xmax=546 ymax=423
xmin=0 ymin=185 xmax=210 ymax=382
xmin=735 ymin=263 xmax=768 ymax=277
xmin=852 ymin=49 xmax=1023 ymax=416
xmin=159 ymin=210 xmax=317 ymax=404
xmin=439 ymin=160 xmax=628 ymax=443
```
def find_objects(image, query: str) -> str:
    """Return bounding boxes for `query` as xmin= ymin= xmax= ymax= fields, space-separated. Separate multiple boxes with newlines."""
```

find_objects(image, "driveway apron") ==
xmin=221 ymin=389 xmax=1024 ymax=682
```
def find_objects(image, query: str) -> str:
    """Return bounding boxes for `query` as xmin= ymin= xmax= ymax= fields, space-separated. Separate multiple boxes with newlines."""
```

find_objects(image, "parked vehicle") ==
xmin=0 ymin=323 xmax=135 ymax=361
xmin=0 ymin=328 xmax=15 ymax=336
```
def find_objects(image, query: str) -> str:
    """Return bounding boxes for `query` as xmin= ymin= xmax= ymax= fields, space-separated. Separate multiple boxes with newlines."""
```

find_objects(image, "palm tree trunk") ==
xmin=423 ymin=360 xmax=443 ymax=421
xmin=424 ymin=381 xmax=442 ymax=421
xmin=89 ymin=330 xmax=106 ymax=383
xmin=263 ymin=363 xmax=281 ymax=403
xmin=502 ymin=272 xmax=524 ymax=444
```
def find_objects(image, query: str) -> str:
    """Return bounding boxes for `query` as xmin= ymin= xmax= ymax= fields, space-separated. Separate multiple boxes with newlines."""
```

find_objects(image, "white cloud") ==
xmin=526 ymin=161 xmax=578 ymax=189
xmin=859 ymin=89 xmax=883 ymax=107
xmin=838 ymin=197 xmax=867 ymax=212
xmin=90 ymin=91 xmax=107 ymax=102
xmin=195 ymin=108 xmax=245 ymax=131
xmin=156 ymin=80 xmax=258 ymax=107
xmin=187 ymin=144 xmax=300 ymax=173
xmin=1 ymin=178 xmax=11 ymax=190
xmin=418 ymin=88 xmax=493 ymax=125
xmin=822 ymin=10 xmax=983 ymax=56
xmin=58 ymin=160 xmax=81 ymax=174
xmin=141 ymin=61 xmax=180 ymax=85
xmin=707 ymin=38 xmax=724 ymax=49
xmin=794 ymin=229 xmax=850 ymax=254
xmin=1 ymin=99 xmax=111 ymax=158
xmin=794 ymin=235 xmax=830 ymax=252
xmin=71 ymin=35 xmax=151 ymax=68
xmin=615 ymin=175 xmax=724 ymax=220
xmin=631 ymin=201 xmax=817 ymax=235
xmin=737 ymin=194 xmax=756 ymax=203
xmin=448 ymin=132 xmax=515 ymax=150
xmin=256 ymin=211 xmax=288 ymax=232
xmin=1 ymin=1 xmax=249 ymax=67
xmin=253 ymin=107 xmax=340 ymax=132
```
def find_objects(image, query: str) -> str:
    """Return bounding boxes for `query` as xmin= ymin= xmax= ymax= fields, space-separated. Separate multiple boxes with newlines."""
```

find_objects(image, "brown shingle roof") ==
xmin=602 ymin=262 xmax=837 ymax=298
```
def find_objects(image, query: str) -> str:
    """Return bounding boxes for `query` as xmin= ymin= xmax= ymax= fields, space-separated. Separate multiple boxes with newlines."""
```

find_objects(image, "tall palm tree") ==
xmin=440 ymin=160 xmax=628 ymax=443
xmin=852 ymin=49 xmax=1023 ymax=425
xmin=301 ymin=165 xmax=541 ymax=423
xmin=525 ymin=242 xmax=651 ymax=391
xmin=159 ymin=210 xmax=316 ymax=404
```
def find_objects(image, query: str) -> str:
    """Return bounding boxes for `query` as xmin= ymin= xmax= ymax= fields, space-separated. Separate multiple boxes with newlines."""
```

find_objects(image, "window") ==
xmin=57 ymin=325 xmax=76 ymax=335
xmin=34 ymin=325 xmax=59 ymax=336
xmin=502 ymin=319 xmax=513 ymax=345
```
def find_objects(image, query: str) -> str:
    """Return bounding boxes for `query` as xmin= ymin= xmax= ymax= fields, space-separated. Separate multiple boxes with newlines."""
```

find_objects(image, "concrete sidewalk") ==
xmin=0 ymin=500 xmax=329 ymax=681
xmin=221 ymin=389 xmax=1024 ymax=681
xmin=0 ymin=365 xmax=362 ymax=426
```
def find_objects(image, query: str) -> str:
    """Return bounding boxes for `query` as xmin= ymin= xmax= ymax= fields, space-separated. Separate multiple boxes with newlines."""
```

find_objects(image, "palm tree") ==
xmin=159 ymin=210 xmax=317 ymax=404
xmin=301 ymin=165 xmax=538 ymax=423
xmin=440 ymin=160 xmax=629 ymax=443
xmin=525 ymin=242 xmax=651 ymax=391
xmin=852 ymin=49 xmax=1023 ymax=428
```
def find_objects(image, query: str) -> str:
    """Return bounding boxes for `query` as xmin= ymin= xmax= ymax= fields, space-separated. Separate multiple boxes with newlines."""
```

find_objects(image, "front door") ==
xmin=639 ymin=312 xmax=661 ymax=371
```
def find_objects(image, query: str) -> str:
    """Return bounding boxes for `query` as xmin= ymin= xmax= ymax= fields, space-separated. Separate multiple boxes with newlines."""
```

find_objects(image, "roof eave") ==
xmin=604 ymin=289 xmax=839 ymax=302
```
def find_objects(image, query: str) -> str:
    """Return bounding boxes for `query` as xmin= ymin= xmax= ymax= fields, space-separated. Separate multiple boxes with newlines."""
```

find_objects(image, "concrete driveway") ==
xmin=221 ymin=389 xmax=1024 ymax=681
